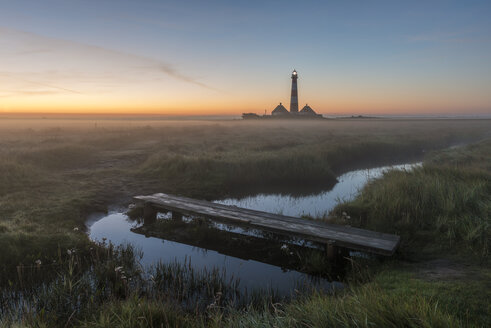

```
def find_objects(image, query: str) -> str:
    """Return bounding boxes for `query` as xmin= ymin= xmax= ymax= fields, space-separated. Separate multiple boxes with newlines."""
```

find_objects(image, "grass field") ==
xmin=0 ymin=116 xmax=489 ymax=327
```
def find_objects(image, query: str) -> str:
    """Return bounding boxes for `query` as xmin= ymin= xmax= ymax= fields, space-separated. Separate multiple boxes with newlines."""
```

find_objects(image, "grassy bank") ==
xmin=333 ymin=140 xmax=490 ymax=259
xmin=0 ymin=118 xmax=490 ymax=326
xmin=328 ymin=140 xmax=491 ymax=326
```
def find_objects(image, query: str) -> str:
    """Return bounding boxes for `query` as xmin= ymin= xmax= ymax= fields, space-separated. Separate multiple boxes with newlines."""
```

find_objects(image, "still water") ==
xmin=87 ymin=162 xmax=420 ymax=292
xmin=217 ymin=163 xmax=420 ymax=217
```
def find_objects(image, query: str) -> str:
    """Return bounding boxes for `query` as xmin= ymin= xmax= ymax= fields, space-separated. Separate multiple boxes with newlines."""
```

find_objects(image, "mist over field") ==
xmin=2 ymin=0 xmax=491 ymax=326
xmin=0 ymin=114 xmax=489 ymax=326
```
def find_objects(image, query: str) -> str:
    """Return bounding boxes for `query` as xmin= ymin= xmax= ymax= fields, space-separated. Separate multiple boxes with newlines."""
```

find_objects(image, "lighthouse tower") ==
xmin=290 ymin=69 xmax=299 ymax=113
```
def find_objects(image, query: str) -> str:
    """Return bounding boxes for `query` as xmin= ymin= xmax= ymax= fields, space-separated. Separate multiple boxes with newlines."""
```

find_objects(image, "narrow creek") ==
xmin=87 ymin=162 xmax=421 ymax=294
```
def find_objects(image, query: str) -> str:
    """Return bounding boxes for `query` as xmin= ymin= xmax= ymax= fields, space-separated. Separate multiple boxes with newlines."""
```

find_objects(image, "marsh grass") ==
xmin=1 ymin=242 xmax=142 ymax=327
xmin=333 ymin=141 xmax=491 ymax=258
xmin=138 ymin=148 xmax=338 ymax=197
xmin=0 ymin=160 xmax=44 ymax=197
xmin=150 ymin=259 xmax=243 ymax=310
xmin=326 ymin=141 xmax=491 ymax=326
xmin=0 ymin=242 xmax=284 ymax=328
xmin=213 ymin=283 xmax=460 ymax=328
xmin=1 ymin=118 xmax=490 ymax=326
xmin=20 ymin=144 xmax=99 ymax=170
xmin=76 ymin=296 xmax=196 ymax=328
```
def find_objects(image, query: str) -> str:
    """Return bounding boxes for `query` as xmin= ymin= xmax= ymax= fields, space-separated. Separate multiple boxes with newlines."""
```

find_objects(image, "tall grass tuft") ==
xmin=220 ymin=284 xmax=460 ymax=328
xmin=0 ymin=242 xmax=143 ymax=327
xmin=77 ymin=296 xmax=196 ymax=328
xmin=150 ymin=258 xmax=241 ymax=310
xmin=334 ymin=141 xmax=491 ymax=258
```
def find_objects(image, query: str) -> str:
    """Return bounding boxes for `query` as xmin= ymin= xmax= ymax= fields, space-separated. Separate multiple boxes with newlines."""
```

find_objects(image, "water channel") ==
xmin=87 ymin=162 xmax=421 ymax=293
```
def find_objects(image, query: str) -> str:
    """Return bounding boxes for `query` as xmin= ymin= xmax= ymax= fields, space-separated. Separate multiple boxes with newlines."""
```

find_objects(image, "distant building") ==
xmin=242 ymin=70 xmax=324 ymax=119
xmin=272 ymin=103 xmax=289 ymax=116
xmin=299 ymin=104 xmax=322 ymax=117
xmin=242 ymin=113 xmax=260 ymax=119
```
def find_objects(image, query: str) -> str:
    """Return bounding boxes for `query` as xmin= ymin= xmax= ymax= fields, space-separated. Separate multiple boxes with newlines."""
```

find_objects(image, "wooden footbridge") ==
xmin=134 ymin=193 xmax=400 ymax=258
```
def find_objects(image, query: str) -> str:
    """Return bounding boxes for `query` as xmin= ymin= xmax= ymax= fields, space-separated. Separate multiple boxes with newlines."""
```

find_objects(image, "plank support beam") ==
xmin=143 ymin=202 xmax=157 ymax=225
xmin=326 ymin=241 xmax=338 ymax=261
xmin=172 ymin=211 xmax=183 ymax=221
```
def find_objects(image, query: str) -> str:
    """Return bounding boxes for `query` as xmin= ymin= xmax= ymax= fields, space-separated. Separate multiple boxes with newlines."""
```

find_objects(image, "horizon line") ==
xmin=1 ymin=112 xmax=490 ymax=119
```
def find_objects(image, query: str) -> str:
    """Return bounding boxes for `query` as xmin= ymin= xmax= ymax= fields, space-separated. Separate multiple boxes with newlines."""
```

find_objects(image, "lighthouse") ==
xmin=241 ymin=68 xmax=323 ymax=119
xmin=290 ymin=69 xmax=299 ymax=113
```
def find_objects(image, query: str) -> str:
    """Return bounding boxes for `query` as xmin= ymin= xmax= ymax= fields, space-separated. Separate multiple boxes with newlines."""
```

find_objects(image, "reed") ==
xmin=1 ymin=118 xmax=490 ymax=326
xmin=333 ymin=140 xmax=491 ymax=258
xmin=219 ymin=286 xmax=460 ymax=328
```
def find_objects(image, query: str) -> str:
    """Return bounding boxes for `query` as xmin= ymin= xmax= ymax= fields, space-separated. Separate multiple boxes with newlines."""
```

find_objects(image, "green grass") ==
xmin=78 ymin=284 xmax=461 ymax=328
xmin=370 ymin=268 xmax=491 ymax=327
xmin=327 ymin=140 xmax=491 ymax=326
xmin=0 ymin=118 xmax=490 ymax=327
xmin=333 ymin=141 xmax=491 ymax=259
xmin=219 ymin=286 xmax=460 ymax=328
xmin=77 ymin=296 xmax=196 ymax=328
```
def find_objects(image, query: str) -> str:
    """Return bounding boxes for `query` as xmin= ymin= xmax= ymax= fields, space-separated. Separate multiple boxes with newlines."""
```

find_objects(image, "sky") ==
xmin=1 ymin=0 xmax=490 ymax=115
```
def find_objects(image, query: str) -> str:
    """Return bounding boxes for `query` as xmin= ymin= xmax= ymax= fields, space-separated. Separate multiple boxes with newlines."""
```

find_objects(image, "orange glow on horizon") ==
xmin=1 ymin=27 xmax=489 ymax=117
xmin=2 ymin=101 xmax=490 ymax=116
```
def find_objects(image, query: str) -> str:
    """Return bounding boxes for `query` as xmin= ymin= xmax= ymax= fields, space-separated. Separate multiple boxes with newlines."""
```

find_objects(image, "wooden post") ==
xmin=143 ymin=203 xmax=157 ymax=225
xmin=338 ymin=247 xmax=350 ymax=265
xmin=172 ymin=211 xmax=183 ymax=221
xmin=326 ymin=241 xmax=337 ymax=261
xmin=339 ymin=247 xmax=350 ymax=259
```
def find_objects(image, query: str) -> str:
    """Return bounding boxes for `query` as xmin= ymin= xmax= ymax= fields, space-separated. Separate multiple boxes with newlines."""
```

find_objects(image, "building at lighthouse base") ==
xmin=242 ymin=69 xmax=324 ymax=120
xmin=299 ymin=104 xmax=322 ymax=117
xmin=243 ymin=103 xmax=323 ymax=119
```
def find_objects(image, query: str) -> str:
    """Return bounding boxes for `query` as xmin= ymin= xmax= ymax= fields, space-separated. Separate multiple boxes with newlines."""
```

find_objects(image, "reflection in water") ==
xmin=88 ymin=212 xmax=333 ymax=293
xmin=216 ymin=163 xmax=421 ymax=217
xmin=87 ymin=162 xmax=419 ymax=293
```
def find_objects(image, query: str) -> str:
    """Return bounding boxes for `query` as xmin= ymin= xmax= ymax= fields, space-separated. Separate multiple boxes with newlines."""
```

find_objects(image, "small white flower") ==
xmin=73 ymin=227 xmax=79 ymax=231
xmin=346 ymin=216 xmax=351 ymax=219
xmin=280 ymin=244 xmax=288 ymax=251
xmin=115 ymin=266 xmax=123 ymax=272
xmin=342 ymin=212 xmax=347 ymax=216
xmin=35 ymin=259 xmax=42 ymax=266
xmin=67 ymin=249 xmax=72 ymax=256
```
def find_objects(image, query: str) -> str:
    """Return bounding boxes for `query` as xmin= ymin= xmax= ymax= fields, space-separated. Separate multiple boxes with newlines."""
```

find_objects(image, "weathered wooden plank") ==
xmin=134 ymin=193 xmax=400 ymax=255
xmin=155 ymin=193 xmax=399 ymax=242
xmin=136 ymin=195 xmax=397 ymax=255
xmin=141 ymin=193 xmax=399 ymax=246
xmin=135 ymin=194 xmax=398 ymax=255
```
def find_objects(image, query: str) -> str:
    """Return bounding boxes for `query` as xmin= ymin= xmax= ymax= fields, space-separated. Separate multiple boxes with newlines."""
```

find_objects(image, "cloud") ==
xmin=0 ymin=27 xmax=216 ymax=96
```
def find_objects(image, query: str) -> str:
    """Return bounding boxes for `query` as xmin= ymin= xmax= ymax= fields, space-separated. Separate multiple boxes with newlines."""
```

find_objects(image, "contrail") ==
xmin=159 ymin=65 xmax=218 ymax=91
xmin=0 ymin=71 xmax=82 ymax=94
xmin=18 ymin=78 xmax=82 ymax=94
xmin=0 ymin=27 xmax=218 ymax=92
